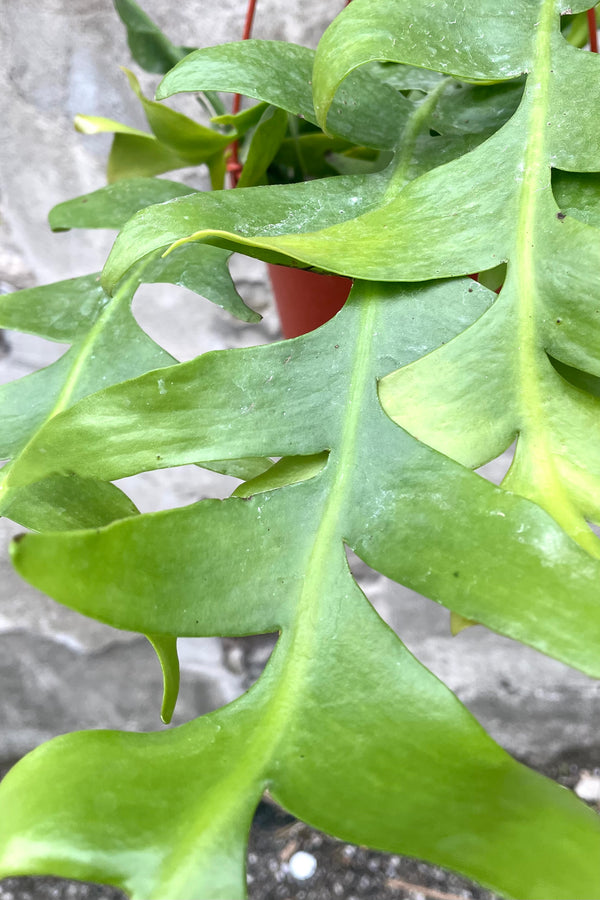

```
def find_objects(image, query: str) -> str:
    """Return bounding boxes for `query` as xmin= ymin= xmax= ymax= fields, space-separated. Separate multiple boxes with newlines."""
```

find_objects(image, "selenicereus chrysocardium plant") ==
xmin=1 ymin=0 xmax=600 ymax=898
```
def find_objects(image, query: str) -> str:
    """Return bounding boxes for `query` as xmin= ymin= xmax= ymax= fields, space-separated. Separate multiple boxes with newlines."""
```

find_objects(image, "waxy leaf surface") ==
xmin=2 ymin=1 xmax=600 ymax=898
xmin=49 ymin=178 xmax=259 ymax=323
xmin=101 ymin=0 xmax=600 ymax=556
xmin=157 ymin=40 xmax=414 ymax=151
xmin=6 ymin=283 xmax=600 ymax=900
xmin=0 ymin=268 xmax=167 ymax=531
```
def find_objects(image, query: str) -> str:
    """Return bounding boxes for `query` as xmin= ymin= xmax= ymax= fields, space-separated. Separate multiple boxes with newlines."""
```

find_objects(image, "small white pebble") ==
xmin=288 ymin=850 xmax=318 ymax=880
xmin=575 ymin=773 xmax=600 ymax=803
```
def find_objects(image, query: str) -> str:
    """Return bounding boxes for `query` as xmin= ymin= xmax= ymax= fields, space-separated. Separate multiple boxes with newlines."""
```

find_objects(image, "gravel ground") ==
xmin=1 ymin=749 xmax=599 ymax=900
xmin=246 ymin=801 xmax=497 ymax=900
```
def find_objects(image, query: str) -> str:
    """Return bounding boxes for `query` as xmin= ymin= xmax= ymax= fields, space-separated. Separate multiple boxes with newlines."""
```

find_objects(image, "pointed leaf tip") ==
xmin=147 ymin=634 xmax=181 ymax=724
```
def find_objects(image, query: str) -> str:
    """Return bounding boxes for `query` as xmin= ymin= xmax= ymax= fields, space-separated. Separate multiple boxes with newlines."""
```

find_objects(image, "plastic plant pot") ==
xmin=267 ymin=263 xmax=352 ymax=338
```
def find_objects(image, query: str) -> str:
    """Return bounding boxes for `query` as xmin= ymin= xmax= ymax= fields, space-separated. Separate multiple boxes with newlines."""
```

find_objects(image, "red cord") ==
xmin=588 ymin=8 xmax=598 ymax=52
xmin=232 ymin=0 xmax=258 ymax=116
xmin=228 ymin=0 xmax=259 ymax=186
xmin=227 ymin=0 xmax=355 ymax=185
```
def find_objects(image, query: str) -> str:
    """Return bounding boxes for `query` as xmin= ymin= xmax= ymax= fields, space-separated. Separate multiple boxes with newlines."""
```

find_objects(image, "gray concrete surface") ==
xmin=0 ymin=0 xmax=598 ymax=773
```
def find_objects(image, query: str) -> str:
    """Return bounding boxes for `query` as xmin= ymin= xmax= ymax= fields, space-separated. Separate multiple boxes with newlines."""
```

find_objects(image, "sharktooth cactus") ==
xmin=1 ymin=1 xmax=600 ymax=898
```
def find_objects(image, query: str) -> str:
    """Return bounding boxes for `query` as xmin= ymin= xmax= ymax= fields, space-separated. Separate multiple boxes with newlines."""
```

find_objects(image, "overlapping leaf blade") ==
xmin=0 ymin=177 xmax=269 ymax=529
xmin=0 ymin=205 xmax=178 ymax=531
xmin=0 ymin=90 xmax=455 ymax=526
xmin=2 ymin=570 xmax=600 ymax=900
xmin=99 ymin=83 xmax=486 ymax=286
xmin=0 ymin=266 xmax=186 ymax=715
xmin=7 ymin=276 xmax=600 ymax=669
xmin=108 ymin=42 xmax=600 ymax=279
xmin=236 ymin=106 xmax=288 ymax=187
xmin=78 ymin=68 xmax=232 ymax=184
xmin=48 ymin=177 xmax=260 ymax=323
xmin=6 ymin=283 xmax=600 ymax=899
xmin=101 ymin=0 xmax=600 ymax=554
xmin=2 ymin=1 xmax=600 ymax=897
xmin=122 ymin=68 xmax=229 ymax=162
xmin=0 ymin=268 xmax=164 ymax=531
xmin=0 ymin=191 xmax=261 ymax=713
xmin=156 ymin=38 xmax=525 ymax=167
xmin=49 ymin=176 xmax=195 ymax=230
xmin=157 ymin=40 xmax=414 ymax=151
xmin=311 ymin=0 xmax=591 ymax=127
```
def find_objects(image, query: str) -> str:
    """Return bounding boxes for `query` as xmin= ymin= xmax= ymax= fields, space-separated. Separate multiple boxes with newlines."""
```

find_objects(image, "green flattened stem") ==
xmin=10 ymin=282 xmax=600 ymax=676
xmin=2 ymin=556 xmax=600 ymax=899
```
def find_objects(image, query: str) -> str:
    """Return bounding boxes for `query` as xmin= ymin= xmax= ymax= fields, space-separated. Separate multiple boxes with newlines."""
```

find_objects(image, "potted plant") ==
xmin=73 ymin=0 xmax=397 ymax=336
xmin=1 ymin=1 xmax=600 ymax=899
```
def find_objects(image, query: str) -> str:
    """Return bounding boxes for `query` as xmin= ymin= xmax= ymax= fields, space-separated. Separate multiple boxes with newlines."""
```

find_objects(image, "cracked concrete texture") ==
xmin=0 ymin=0 xmax=338 ymax=283
xmin=0 ymin=630 xmax=243 ymax=762
xmin=1 ymin=0 xmax=598 ymax=769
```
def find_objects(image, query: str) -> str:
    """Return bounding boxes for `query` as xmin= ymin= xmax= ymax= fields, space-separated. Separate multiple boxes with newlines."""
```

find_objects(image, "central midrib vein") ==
xmin=0 ymin=268 xmax=139 ymax=504
xmin=268 ymin=84 xmax=454 ymax=707
xmin=506 ymin=0 xmax=600 ymax=555
xmin=259 ymin=79 xmax=456 ymax=758
xmin=297 ymin=295 xmax=377 ymax=611
xmin=512 ymin=0 xmax=554 ymax=403
xmin=158 ymin=73 xmax=470 ymax=892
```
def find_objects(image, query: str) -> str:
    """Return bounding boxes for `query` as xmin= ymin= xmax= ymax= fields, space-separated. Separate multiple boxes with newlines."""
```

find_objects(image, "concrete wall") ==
xmin=1 ymin=0 xmax=598 ymax=771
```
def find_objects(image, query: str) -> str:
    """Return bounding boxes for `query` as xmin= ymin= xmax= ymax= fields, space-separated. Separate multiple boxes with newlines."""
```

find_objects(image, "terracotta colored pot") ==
xmin=267 ymin=264 xmax=352 ymax=339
